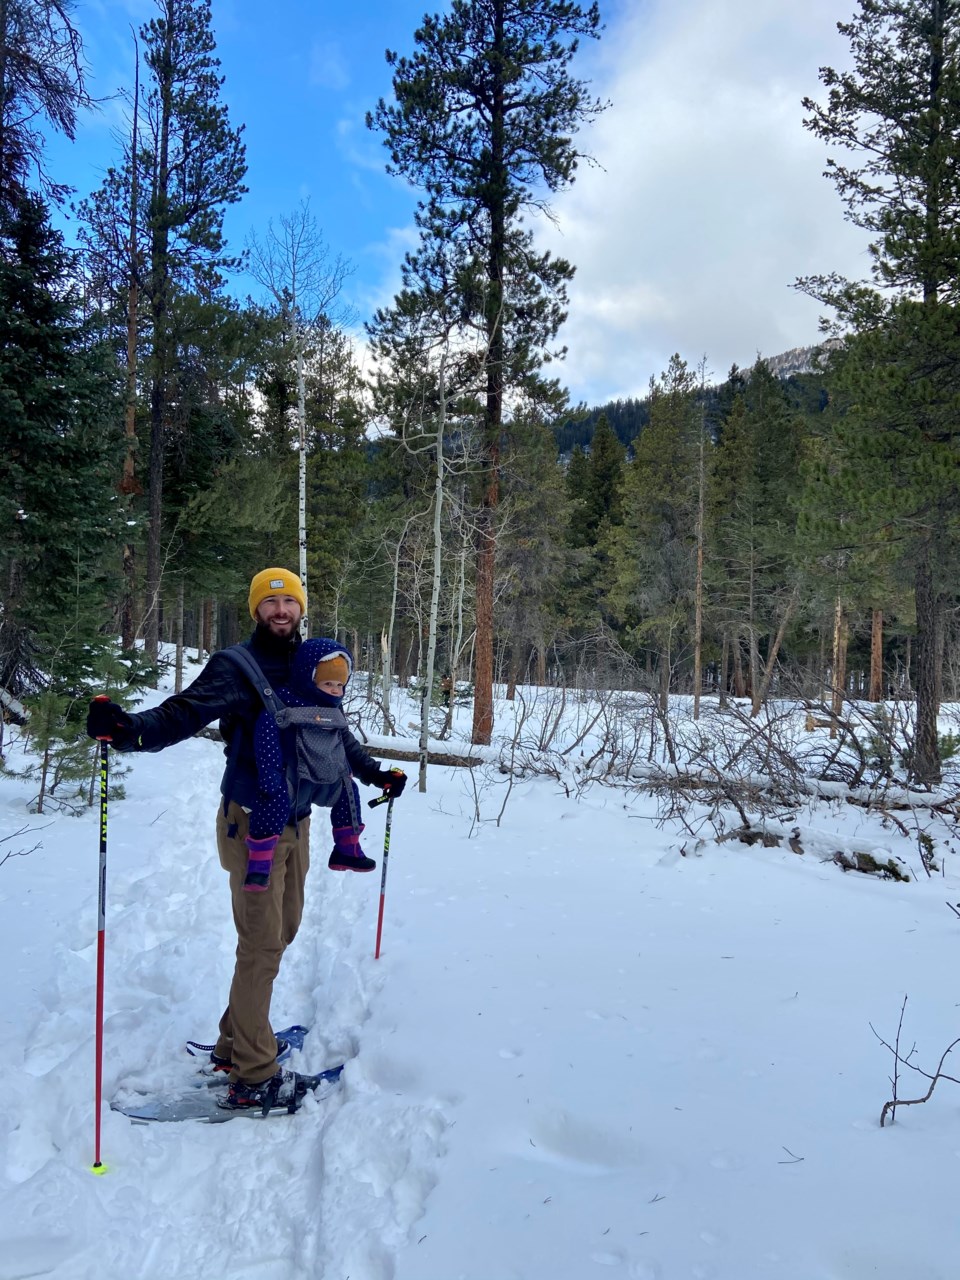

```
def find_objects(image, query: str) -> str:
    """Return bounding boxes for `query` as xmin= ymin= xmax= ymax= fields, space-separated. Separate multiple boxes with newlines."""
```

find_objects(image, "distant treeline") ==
xmin=554 ymin=367 xmax=830 ymax=457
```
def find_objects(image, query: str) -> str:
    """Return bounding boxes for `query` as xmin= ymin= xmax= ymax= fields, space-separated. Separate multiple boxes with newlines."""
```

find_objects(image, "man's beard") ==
xmin=254 ymin=620 xmax=300 ymax=652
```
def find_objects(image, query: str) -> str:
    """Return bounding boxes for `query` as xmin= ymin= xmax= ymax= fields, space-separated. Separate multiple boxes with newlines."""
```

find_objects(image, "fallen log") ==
xmin=194 ymin=725 xmax=481 ymax=769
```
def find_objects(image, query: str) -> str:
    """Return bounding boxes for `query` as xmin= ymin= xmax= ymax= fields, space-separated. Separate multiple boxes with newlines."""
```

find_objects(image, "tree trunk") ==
xmin=505 ymin=647 xmax=521 ymax=702
xmin=144 ymin=369 xmax=165 ymax=667
xmin=36 ymin=740 xmax=51 ymax=816
xmin=174 ymin=578 xmax=184 ymax=693
xmin=659 ymin=642 xmax=670 ymax=715
xmin=732 ymin=636 xmax=746 ymax=698
xmin=751 ymin=589 xmax=798 ymax=717
xmin=912 ymin=542 xmax=941 ymax=783
xmin=295 ymin=311 xmax=309 ymax=638
xmin=869 ymin=608 xmax=884 ymax=702
xmin=471 ymin=0 xmax=506 ymax=747
xmin=420 ymin=376 xmax=446 ymax=793
xmin=830 ymin=595 xmax=847 ymax=740
xmin=201 ymin=599 xmax=212 ymax=657
xmin=473 ymin=497 xmax=496 ymax=743
xmin=693 ymin=380 xmax=706 ymax=720
xmin=747 ymin=553 xmax=759 ymax=700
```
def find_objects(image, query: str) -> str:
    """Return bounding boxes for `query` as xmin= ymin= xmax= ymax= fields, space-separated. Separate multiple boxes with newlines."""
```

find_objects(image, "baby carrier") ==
xmin=220 ymin=644 xmax=362 ymax=832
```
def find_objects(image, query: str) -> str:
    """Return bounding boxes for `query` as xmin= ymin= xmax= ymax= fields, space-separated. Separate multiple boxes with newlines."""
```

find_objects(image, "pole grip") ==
xmin=92 ymin=694 xmax=113 ymax=744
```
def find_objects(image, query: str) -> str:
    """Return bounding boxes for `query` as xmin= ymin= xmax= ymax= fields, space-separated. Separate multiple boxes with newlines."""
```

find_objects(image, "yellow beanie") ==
xmin=313 ymin=653 xmax=351 ymax=687
xmin=248 ymin=568 xmax=307 ymax=620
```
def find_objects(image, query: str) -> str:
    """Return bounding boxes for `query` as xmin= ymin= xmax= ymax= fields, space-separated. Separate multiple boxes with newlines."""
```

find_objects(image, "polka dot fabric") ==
xmin=248 ymin=638 xmax=356 ymax=841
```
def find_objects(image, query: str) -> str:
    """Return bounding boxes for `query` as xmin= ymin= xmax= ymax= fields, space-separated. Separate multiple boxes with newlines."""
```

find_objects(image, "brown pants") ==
xmin=214 ymin=801 xmax=311 ymax=1083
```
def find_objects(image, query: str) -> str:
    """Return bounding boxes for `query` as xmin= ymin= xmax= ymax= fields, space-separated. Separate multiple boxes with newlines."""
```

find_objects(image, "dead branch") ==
xmin=872 ymin=996 xmax=960 ymax=1126
xmin=0 ymin=824 xmax=44 ymax=868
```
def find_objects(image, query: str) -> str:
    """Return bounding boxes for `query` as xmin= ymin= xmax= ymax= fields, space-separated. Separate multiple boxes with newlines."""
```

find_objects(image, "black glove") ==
xmin=374 ymin=768 xmax=407 ymax=798
xmin=86 ymin=697 xmax=136 ymax=745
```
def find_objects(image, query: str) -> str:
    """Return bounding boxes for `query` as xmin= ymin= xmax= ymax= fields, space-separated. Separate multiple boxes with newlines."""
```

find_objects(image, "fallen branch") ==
xmin=0 ymin=823 xmax=44 ymax=868
xmin=872 ymin=996 xmax=960 ymax=1127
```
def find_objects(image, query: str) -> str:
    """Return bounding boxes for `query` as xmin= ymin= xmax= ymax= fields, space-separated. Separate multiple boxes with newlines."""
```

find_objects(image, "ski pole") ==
xmin=91 ymin=697 xmax=110 ymax=1175
xmin=368 ymin=789 xmax=396 ymax=960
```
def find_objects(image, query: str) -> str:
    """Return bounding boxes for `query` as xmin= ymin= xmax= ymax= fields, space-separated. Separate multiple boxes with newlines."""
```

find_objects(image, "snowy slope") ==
xmin=2 ymin=674 xmax=960 ymax=1279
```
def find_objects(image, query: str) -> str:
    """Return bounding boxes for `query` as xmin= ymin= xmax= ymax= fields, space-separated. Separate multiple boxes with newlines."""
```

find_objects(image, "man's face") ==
xmin=256 ymin=595 xmax=302 ymax=637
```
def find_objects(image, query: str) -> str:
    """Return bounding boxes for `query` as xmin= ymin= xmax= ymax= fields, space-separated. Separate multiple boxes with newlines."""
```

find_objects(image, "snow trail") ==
xmin=3 ymin=678 xmax=960 ymax=1278
xmin=5 ymin=722 xmax=446 ymax=1280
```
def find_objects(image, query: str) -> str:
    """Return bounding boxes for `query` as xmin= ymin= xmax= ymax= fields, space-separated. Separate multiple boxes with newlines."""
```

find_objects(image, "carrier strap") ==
xmin=219 ymin=645 xmax=287 ymax=719
xmin=218 ymin=645 xmax=288 ymax=816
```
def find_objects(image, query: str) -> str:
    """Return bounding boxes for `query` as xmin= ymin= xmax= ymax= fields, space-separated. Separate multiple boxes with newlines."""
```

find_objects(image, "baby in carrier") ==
xmin=243 ymin=637 xmax=405 ymax=891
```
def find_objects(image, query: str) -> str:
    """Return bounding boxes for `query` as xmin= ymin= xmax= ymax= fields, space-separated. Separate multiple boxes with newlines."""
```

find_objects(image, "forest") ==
xmin=2 ymin=0 xmax=959 ymax=803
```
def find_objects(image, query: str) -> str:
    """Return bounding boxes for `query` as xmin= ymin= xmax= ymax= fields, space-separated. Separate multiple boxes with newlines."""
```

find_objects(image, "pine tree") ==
xmin=497 ymin=413 xmax=572 ymax=691
xmin=139 ymin=0 xmax=247 ymax=664
xmin=304 ymin=325 xmax=373 ymax=633
xmin=801 ymin=0 xmax=960 ymax=781
xmin=608 ymin=355 xmax=699 ymax=709
xmin=368 ymin=0 xmax=605 ymax=744
xmin=708 ymin=359 xmax=805 ymax=710
xmin=0 ymin=192 xmax=123 ymax=696
xmin=0 ymin=0 xmax=93 ymax=206
xmin=566 ymin=411 xmax=624 ymax=548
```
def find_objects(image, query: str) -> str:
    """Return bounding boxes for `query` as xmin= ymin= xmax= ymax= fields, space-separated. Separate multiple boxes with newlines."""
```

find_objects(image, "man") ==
xmin=86 ymin=567 xmax=406 ymax=1111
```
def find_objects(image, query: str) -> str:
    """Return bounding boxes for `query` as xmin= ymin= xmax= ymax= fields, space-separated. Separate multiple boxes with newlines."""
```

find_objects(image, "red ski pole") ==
xmin=91 ymin=697 xmax=110 ymax=1175
xmin=369 ymin=788 xmax=397 ymax=959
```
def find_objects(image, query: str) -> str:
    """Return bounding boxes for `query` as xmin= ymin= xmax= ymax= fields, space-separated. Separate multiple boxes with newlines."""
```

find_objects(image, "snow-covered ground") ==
xmin=2 ymin=665 xmax=960 ymax=1279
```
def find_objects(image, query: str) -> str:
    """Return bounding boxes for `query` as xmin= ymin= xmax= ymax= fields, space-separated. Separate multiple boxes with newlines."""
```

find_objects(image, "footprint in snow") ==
xmin=519 ymin=1108 xmax=642 ymax=1174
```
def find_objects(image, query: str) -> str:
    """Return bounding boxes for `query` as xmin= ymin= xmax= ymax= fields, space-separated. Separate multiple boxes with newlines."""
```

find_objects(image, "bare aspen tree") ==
xmin=831 ymin=589 xmax=846 ymax=739
xmin=380 ymin=507 xmax=430 ymax=734
xmin=174 ymin=577 xmax=184 ymax=693
xmin=417 ymin=348 xmax=451 ymax=791
xmin=248 ymin=202 xmax=352 ymax=637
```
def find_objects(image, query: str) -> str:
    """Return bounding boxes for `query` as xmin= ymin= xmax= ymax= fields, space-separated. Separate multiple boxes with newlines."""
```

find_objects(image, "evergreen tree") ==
xmin=303 ymin=325 xmax=374 ymax=632
xmin=0 ymin=0 xmax=92 ymax=206
xmin=608 ymin=355 xmax=699 ymax=707
xmin=708 ymin=359 xmax=805 ymax=708
xmin=497 ymin=414 xmax=572 ymax=689
xmin=566 ymin=411 xmax=624 ymax=547
xmin=562 ymin=411 xmax=624 ymax=637
xmin=0 ymin=191 xmax=129 ymax=734
xmin=161 ymin=292 xmax=294 ymax=622
xmin=138 ymin=0 xmax=247 ymax=663
xmin=801 ymin=0 xmax=960 ymax=781
xmin=368 ymin=0 xmax=605 ymax=744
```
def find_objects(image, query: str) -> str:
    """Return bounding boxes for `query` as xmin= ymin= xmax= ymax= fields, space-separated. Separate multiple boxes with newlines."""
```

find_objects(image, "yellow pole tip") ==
xmin=90 ymin=1162 xmax=108 ymax=1176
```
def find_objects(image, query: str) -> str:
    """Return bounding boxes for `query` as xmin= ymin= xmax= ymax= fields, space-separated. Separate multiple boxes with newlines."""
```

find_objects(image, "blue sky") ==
xmin=47 ymin=0 xmax=871 ymax=407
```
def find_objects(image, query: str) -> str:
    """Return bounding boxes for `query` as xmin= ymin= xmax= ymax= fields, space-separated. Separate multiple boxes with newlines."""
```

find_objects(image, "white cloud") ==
xmin=310 ymin=41 xmax=351 ymax=92
xmin=534 ymin=0 xmax=873 ymax=404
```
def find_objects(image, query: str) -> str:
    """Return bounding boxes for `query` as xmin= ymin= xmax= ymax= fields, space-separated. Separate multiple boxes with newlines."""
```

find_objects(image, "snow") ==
xmin=2 ymin=666 xmax=960 ymax=1279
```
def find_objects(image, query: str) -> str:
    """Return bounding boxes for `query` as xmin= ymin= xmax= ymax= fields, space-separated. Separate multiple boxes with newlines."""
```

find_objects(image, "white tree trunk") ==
xmin=296 ymin=319 xmax=309 ymax=637
xmin=419 ymin=352 xmax=448 ymax=792
xmin=174 ymin=578 xmax=184 ymax=693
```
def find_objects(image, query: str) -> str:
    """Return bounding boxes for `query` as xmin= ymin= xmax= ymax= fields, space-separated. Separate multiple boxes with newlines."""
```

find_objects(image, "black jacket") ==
xmin=115 ymin=629 xmax=381 ymax=819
